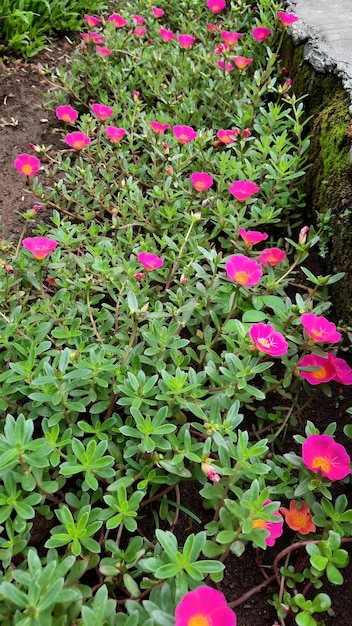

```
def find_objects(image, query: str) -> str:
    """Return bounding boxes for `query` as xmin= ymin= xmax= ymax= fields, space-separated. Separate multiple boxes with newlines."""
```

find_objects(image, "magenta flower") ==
xmin=138 ymin=252 xmax=164 ymax=271
xmin=14 ymin=153 xmax=41 ymax=176
xmin=178 ymin=34 xmax=195 ymax=49
xmin=190 ymin=172 xmax=213 ymax=191
xmin=96 ymin=46 xmax=112 ymax=56
xmin=65 ymin=131 xmax=91 ymax=150
xmin=201 ymin=460 xmax=220 ymax=483
xmin=302 ymin=434 xmax=351 ymax=481
xmin=301 ymin=313 xmax=342 ymax=344
xmin=229 ymin=180 xmax=260 ymax=201
xmin=233 ymin=56 xmax=253 ymax=70
xmin=218 ymin=60 xmax=234 ymax=72
xmin=252 ymin=26 xmax=271 ymax=42
xmin=84 ymin=14 xmax=101 ymax=27
xmin=134 ymin=26 xmax=147 ymax=38
xmin=91 ymin=103 xmax=114 ymax=121
xmin=217 ymin=129 xmax=238 ymax=144
xmin=226 ymin=254 xmax=263 ymax=287
xmin=108 ymin=13 xmax=128 ymax=27
xmin=175 ymin=586 xmax=236 ymax=626
xmin=221 ymin=31 xmax=242 ymax=46
xmin=56 ymin=105 xmax=78 ymax=123
xmin=215 ymin=42 xmax=229 ymax=55
xmin=23 ymin=236 xmax=58 ymax=260
xmin=104 ymin=126 xmax=127 ymax=143
xmin=331 ymin=355 xmax=352 ymax=385
xmin=238 ymin=228 xmax=268 ymax=247
xmin=298 ymin=353 xmax=336 ymax=385
xmin=207 ymin=0 xmax=226 ymax=13
xmin=132 ymin=14 xmax=146 ymax=24
xmin=278 ymin=11 xmax=299 ymax=26
xmin=242 ymin=128 xmax=251 ymax=138
xmin=81 ymin=32 xmax=105 ymax=44
xmin=173 ymin=125 xmax=197 ymax=143
xmin=159 ymin=28 xmax=174 ymax=42
xmin=258 ymin=247 xmax=286 ymax=266
xmin=252 ymin=500 xmax=284 ymax=547
xmin=149 ymin=120 xmax=170 ymax=134
xmin=249 ymin=323 xmax=288 ymax=356
xmin=206 ymin=23 xmax=220 ymax=32
xmin=152 ymin=6 xmax=165 ymax=17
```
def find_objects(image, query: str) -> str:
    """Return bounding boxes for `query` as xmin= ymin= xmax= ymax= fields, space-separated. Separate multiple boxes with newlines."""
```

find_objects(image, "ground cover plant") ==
xmin=1 ymin=1 xmax=352 ymax=624
xmin=0 ymin=0 xmax=108 ymax=59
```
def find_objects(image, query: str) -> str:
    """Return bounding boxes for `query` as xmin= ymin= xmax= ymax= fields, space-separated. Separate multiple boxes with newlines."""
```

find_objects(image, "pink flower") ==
xmin=206 ymin=23 xmax=221 ymax=32
xmin=173 ymin=125 xmax=197 ymax=143
xmin=132 ymin=91 xmax=140 ymax=100
xmin=138 ymin=252 xmax=164 ymax=271
xmin=22 ymin=236 xmax=58 ymax=260
xmin=241 ymin=128 xmax=251 ymax=138
xmin=56 ymin=105 xmax=78 ymax=123
xmin=133 ymin=272 xmax=146 ymax=280
xmin=214 ymin=43 xmax=229 ymax=55
xmin=221 ymin=31 xmax=242 ymax=45
xmin=330 ymin=354 xmax=352 ymax=385
xmin=104 ymin=126 xmax=127 ymax=143
xmin=96 ymin=46 xmax=112 ymax=56
xmin=84 ymin=14 xmax=101 ymax=27
xmin=301 ymin=313 xmax=342 ymax=344
xmin=201 ymin=460 xmax=220 ymax=483
xmin=302 ymin=434 xmax=351 ymax=480
xmin=152 ymin=6 xmax=165 ymax=18
xmin=149 ymin=120 xmax=170 ymax=134
xmin=229 ymin=180 xmax=260 ymax=201
xmin=258 ymin=248 xmax=286 ymax=266
xmin=190 ymin=172 xmax=213 ymax=191
xmin=159 ymin=28 xmax=174 ymax=42
xmin=233 ymin=56 xmax=253 ymax=70
xmin=249 ymin=323 xmax=288 ymax=356
xmin=278 ymin=11 xmax=299 ymax=26
xmin=65 ymin=131 xmax=91 ymax=150
xmin=132 ymin=14 xmax=146 ymax=25
xmin=218 ymin=60 xmax=234 ymax=72
xmin=175 ymin=586 xmax=236 ymax=626
xmin=108 ymin=13 xmax=128 ymax=27
xmin=238 ymin=228 xmax=268 ymax=247
xmin=298 ymin=353 xmax=336 ymax=385
xmin=217 ymin=129 xmax=238 ymax=144
xmin=226 ymin=254 xmax=263 ymax=287
xmin=252 ymin=500 xmax=283 ymax=547
xmin=91 ymin=103 xmax=114 ymax=120
xmin=178 ymin=34 xmax=195 ymax=49
xmin=14 ymin=153 xmax=41 ymax=176
xmin=134 ymin=26 xmax=147 ymax=38
xmin=81 ymin=32 xmax=104 ymax=44
xmin=207 ymin=0 xmax=226 ymax=13
xmin=252 ymin=26 xmax=271 ymax=42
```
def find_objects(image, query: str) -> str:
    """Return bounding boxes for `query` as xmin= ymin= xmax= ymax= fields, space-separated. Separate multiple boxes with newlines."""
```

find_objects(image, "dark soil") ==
xmin=1 ymin=40 xmax=352 ymax=626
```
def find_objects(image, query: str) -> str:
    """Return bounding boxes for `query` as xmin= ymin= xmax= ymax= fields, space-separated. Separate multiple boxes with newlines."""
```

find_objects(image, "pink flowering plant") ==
xmin=2 ymin=2 xmax=352 ymax=625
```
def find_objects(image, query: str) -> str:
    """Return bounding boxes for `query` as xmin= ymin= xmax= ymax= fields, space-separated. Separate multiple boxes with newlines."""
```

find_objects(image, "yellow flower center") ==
xmin=234 ymin=270 xmax=249 ymax=284
xmin=73 ymin=141 xmax=84 ymax=149
xmin=62 ymin=114 xmax=71 ymax=121
xmin=179 ymin=134 xmax=188 ymax=141
xmin=23 ymin=164 xmax=33 ymax=175
xmin=311 ymin=456 xmax=331 ymax=473
xmin=195 ymin=182 xmax=206 ymax=190
xmin=258 ymin=337 xmax=271 ymax=349
xmin=312 ymin=366 xmax=327 ymax=379
xmin=252 ymin=519 xmax=266 ymax=528
xmin=189 ymin=616 xmax=211 ymax=626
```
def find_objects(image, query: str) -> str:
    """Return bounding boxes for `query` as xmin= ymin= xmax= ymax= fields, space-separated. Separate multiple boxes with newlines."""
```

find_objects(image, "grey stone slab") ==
xmin=285 ymin=0 xmax=352 ymax=107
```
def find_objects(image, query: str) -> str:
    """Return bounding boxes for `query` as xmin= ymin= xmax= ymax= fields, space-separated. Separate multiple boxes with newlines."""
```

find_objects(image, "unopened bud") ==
xmin=241 ymin=128 xmax=251 ymax=138
xmin=299 ymin=226 xmax=309 ymax=245
xmin=180 ymin=273 xmax=187 ymax=285
xmin=201 ymin=459 xmax=220 ymax=483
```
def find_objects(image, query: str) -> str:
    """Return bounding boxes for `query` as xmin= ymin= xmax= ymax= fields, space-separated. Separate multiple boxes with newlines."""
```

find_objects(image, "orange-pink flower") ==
xmin=190 ymin=172 xmax=213 ymax=191
xmin=132 ymin=14 xmax=146 ymax=24
xmin=108 ymin=13 xmax=128 ymax=27
xmin=249 ymin=322 xmax=288 ymax=356
xmin=134 ymin=26 xmax=147 ymax=38
xmin=149 ymin=120 xmax=170 ymax=134
xmin=302 ymin=434 xmax=351 ymax=481
xmin=278 ymin=11 xmax=299 ymax=26
xmin=96 ymin=46 xmax=112 ymax=56
xmin=238 ymin=228 xmax=268 ymax=247
xmin=300 ymin=313 xmax=342 ymax=344
xmin=233 ymin=56 xmax=253 ymax=70
xmin=138 ymin=252 xmax=164 ymax=271
xmin=84 ymin=14 xmax=101 ymax=27
xmin=81 ymin=32 xmax=105 ymax=44
xmin=258 ymin=247 xmax=286 ymax=266
xmin=280 ymin=500 xmax=316 ymax=535
xmin=91 ymin=103 xmax=114 ymax=120
xmin=298 ymin=353 xmax=336 ymax=385
xmin=178 ymin=34 xmax=195 ymax=49
xmin=221 ymin=31 xmax=242 ymax=45
xmin=56 ymin=105 xmax=78 ymax=123
xmin=217 ymin=129 xmax=239 ymax=144
xmin=252 ymin=499 xmax=283 ymax=547
xmin=229 ymin=180 xmax=260 ymax=201
xmin=104 ymin=126 xmax=127 ymax=143
xmin=226 ymin=254 xmax=262 ymax=287
xmin=252 ymin=26 xmax=271 ymax=42
xmin=173 ymin=125 xmax=197 ymax=143
xmin=14 ymin=153 xmax=41 ymax=176
xmin=65 ymin=131 xmax=91 ymax=150
xmin=23 ymin=236 xmax=58 ymax=260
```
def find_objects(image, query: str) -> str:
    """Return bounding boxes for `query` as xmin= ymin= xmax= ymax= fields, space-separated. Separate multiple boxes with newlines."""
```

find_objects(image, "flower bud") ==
xmin=201 ymin=459 xmax=220 ymax=483
xmin=299 ymin=226 xmax=309 ymax=245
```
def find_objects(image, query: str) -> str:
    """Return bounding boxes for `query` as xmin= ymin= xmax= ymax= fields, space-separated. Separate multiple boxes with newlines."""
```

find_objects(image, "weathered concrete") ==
xmin=285 ymin=0 xmax=352 ymax=110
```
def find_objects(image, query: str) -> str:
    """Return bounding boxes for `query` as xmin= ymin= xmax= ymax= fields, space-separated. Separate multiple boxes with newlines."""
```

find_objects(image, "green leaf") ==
xmin=154 ymin=563 xmax=181 ymax=578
